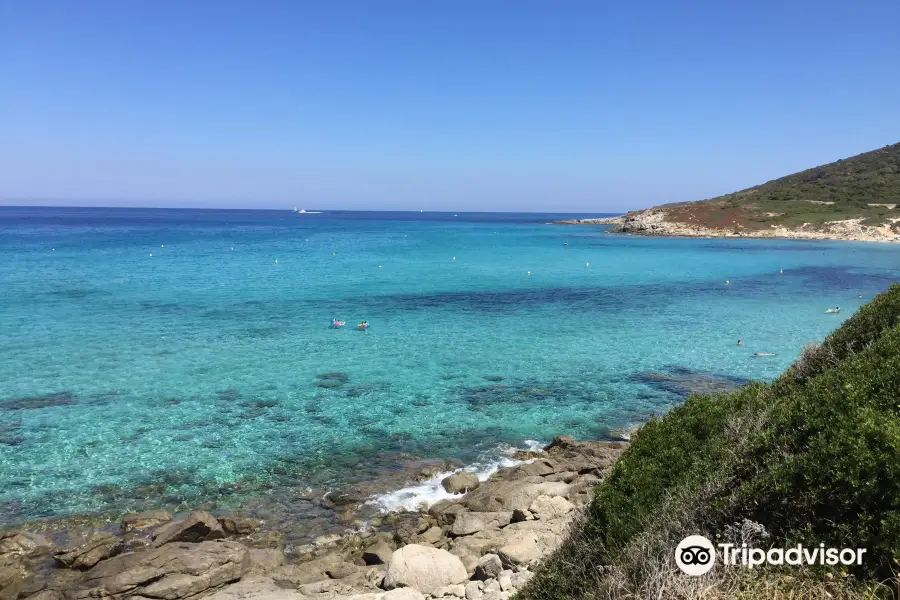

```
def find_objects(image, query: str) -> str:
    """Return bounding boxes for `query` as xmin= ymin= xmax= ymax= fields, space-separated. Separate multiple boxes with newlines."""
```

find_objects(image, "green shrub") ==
xmin=519 ymin=284 xmax=900 ymax=600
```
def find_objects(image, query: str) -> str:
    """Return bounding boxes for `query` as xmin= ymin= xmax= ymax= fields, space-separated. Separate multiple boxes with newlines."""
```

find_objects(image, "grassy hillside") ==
xmin=518 ymin=284 xmax=900 ymax=600
xmin=653 ymin=143 xmax=900 ymax=231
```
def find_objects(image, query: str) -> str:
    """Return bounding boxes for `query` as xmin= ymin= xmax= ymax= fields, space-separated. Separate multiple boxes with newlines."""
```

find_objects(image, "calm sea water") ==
xmin=1 ymin=206 xmax=898 ymax=525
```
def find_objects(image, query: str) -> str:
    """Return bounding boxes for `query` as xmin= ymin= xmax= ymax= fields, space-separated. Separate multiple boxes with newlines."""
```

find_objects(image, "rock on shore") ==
xmin=556 ymin=208 xmax=900 ymax=242
xmin=0 ymin=435 xmax=629 ymax=600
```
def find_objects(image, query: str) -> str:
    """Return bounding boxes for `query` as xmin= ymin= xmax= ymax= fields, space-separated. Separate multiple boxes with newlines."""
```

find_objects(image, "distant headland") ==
xmin=558 ymin=142 xmax=900 ymax=242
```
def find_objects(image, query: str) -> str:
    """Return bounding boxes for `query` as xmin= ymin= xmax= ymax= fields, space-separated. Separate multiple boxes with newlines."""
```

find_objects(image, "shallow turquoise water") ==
xmin=1 ymin=207 xmax=898 ymax=524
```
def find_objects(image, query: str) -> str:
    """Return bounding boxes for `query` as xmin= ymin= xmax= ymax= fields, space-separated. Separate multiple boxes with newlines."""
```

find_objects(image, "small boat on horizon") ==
xmin=293 ymin=207 xmax=322 ymax=214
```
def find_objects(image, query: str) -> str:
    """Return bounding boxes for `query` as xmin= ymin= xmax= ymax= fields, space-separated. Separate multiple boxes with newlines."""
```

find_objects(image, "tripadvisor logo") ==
xmin=676 ymin=535 xmax=716 ymax=576
xmin=675 ymin=535 xmax=868 ymax=576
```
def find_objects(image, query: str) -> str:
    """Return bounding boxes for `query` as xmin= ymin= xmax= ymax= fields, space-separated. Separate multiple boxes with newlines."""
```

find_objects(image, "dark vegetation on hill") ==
xmin=518 ymin=284 xmax=900 ymax=600
xmin=658 ymin=143 xmax=900 ymax=230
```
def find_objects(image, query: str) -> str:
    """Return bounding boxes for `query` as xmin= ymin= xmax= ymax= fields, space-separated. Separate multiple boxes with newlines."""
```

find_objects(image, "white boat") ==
xmin=293 ymin=208 xmax=322 ymax=214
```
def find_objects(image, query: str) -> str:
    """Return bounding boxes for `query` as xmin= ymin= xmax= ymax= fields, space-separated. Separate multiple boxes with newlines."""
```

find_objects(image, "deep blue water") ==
xmin=1 ymin=206 xmax=898 ymax=524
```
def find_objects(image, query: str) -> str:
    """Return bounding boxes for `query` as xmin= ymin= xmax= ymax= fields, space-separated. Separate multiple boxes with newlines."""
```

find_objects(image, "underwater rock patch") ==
xmin=482 ymin=375 xmax=504 ymax=382
xmin=315 ymin=379 xmax=345 ymax=389
xmin=1 ymin=391 xmax=76 ymax=411
xmin=632 ymin=366 xmax=747 ymax=397
xmin=216 ymin=389 xmax=240 ymax=401
xmin=316 ymin=372 xmax=348 ymax=381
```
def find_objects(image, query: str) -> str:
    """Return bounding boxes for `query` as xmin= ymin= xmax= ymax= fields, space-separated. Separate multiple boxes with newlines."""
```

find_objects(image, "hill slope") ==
xmin=567 ymin=143 xmax=900 ymax=241
xmin=517 ymin=284 xmax=900 ymax=599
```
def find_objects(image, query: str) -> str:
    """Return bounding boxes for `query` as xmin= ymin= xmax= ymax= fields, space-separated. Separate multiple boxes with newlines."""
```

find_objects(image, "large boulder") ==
xmin=70 ymin=540 xmax=250 ymax=599
xmin=449 ymin=512 xmax=512 ymax=537
xmin=383 ymin=544 xmax=468 ymax=595
xmin=441 ymin=472 xmax=480 ymax=494
xmin=464 ymin=481 xmax=544 ymax=513
xmin=54 ymin=532 xmax=123 ymax=569
xmin=152 ymin=510 xmax=226 ymax=547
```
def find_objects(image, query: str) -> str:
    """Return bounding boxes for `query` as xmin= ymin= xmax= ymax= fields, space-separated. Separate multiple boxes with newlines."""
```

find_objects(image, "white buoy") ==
xmin=231 ymin=247 xmax=234 ymax=251
xmin=52 ymin=248 xmax=55 ymax=251
xmin=452 ymin=257 xmax=456 ymax=261
xmin=780 ymin=269 xmax=783 ymax=274
xmin=586 ymin=262 xmax=590 ymax=267
xmin=161 ymin=244 xmax=165 ymax=248
xmin=726 ymin=279 xmax=730 ymax=285
xmin=149 ymin=253 xmax=153 ymax=257
xmin=527 ymin=271 xmax=531 ymax=276
xmin=332 ymin=252 xmax=336 ymax=256
xmin=378 ymin=265 xmax=382 ymax=269
xmin=275 ymin=259 xmax=278 ymax=264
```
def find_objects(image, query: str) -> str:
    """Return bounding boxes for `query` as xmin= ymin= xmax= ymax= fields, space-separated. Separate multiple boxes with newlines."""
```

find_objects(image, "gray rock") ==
xmin=314 ymin=533 xmax=343 ymax=547
xmin=23 ymin=591 xmax=65 ymax=600
xmin=53 ymin=532 xmax=123 ymax=569
xmin=498 ymin=532 xmax=542 ymax=567
xmin=326 ymin=561 xmax=359 ymax=579
xmin=383 ymin=544 xmax=468 ymax=595
xmin=270 ymin=553 xmax=343 ymax=586
xmin=0 ymin=554 xmax=28 ymax=591
xmin=0 ymin=531 xmax=52 ymax=557
xmin=450 ymin=512 xmax=512 ymax=537
xmin=204 ymin=575 xmax=306 ymax=600
xmin=363 ymin=541 xmax=394 ymax=565
xmin=384 ymin=588 xmax=427 ymax=600
xmin=151 ymin=510 xmax=226 ymax=547
xmin=420 ymin=526 xmax=444 ymax=546
xmin=441 ymin=472 xmax=480 ymax=494
xmin=465 ymin=580 xmax=483 ymax=600
xmin=483 ymin=579 xmax=501 ymax=594
xmin=70 ymin=540 xmax=250 ymax=599
xmin=434 ymin=583 xmax=467 ymax=598
xmin=473 ymin=554 xmax=502 ymax=581
xmin=464 ymin=481 xmax=544 ymax=513
xmin=248 ymin=548 xmax=285 ymax=572
xmin=459 ymin=553 xmax=478 ymax=577
xmin=120 ymin=509 xmax=172 ymax=532
xmin=218 ymin=517 xmax=260 ymax=536
xmin=528 ymin=495 xmax=574 ymax=520
xmin=498 ymin=573 xmax=512 ymax=591
xmin=510 ymin=570 xmax=534 ymax=588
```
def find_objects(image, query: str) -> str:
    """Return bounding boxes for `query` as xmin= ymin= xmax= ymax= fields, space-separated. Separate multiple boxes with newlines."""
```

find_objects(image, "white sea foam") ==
xmin=366 ymin=440 xmax=545 ymax=514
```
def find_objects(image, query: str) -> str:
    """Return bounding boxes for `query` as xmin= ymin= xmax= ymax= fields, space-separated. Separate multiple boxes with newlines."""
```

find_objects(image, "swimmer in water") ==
xmin=357 ymin=321 xmax=369 ymax=330
xmin=737 ymin=339 xmax=743 ymax=346
xmin=754 ymin=352 xmax=776 ymax=357
xmin=331 ymin=319 xmax=345 ymax=328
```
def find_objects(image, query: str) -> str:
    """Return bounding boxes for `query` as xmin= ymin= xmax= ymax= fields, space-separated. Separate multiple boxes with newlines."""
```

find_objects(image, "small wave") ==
xmin=366 ymin=440 xmax=545 ymax=513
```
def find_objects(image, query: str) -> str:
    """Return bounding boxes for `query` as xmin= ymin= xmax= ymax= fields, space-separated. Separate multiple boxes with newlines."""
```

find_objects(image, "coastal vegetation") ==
xmin=517 ymin=284 xmax=900 ymax=599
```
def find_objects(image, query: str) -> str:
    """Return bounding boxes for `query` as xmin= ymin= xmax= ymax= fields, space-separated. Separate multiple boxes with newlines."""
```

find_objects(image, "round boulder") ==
xmin=383 ymin=544 xmax=468 ymax=595
xmin=441 ymin=472 xmax=480 ymax=494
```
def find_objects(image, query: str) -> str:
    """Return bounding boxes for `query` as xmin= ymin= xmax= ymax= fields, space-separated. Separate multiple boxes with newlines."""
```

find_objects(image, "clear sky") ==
xmin=1 ymin=0 xmax=898 ymax=212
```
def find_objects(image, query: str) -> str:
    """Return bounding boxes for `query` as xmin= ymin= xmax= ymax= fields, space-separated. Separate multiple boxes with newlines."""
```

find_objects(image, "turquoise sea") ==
xmin=1 ymin=207 xmax=899 ymax=527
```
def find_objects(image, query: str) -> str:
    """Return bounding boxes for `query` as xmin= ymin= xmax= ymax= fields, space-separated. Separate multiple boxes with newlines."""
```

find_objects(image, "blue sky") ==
xmin=1 ymin=0 xmax=898 ymax=211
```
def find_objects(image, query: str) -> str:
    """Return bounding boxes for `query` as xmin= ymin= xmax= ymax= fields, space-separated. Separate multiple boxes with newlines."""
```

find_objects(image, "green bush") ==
xmin=519 ymin=284 xmax=900 ymax=600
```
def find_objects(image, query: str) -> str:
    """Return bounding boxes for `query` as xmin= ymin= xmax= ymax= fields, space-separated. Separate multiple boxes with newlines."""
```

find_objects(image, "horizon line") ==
xmin=0 ymin=203 xmax=623 ymax=215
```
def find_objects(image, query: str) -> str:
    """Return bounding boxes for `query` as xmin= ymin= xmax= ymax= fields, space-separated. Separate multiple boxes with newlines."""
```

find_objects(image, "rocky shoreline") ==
xmin=0 ymin=435 xmax=629 ymax=600
xmin=556 ymin=209 xmax=900 ymax=242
